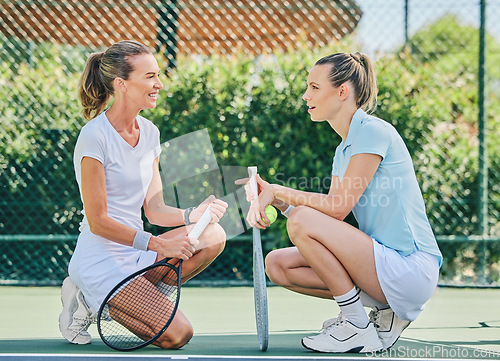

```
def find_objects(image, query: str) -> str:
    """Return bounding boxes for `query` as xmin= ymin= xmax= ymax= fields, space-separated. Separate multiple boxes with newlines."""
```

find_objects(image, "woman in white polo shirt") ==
xmin=59 ymin=40 xmax=228 ymax=349
xmin=245 ymin=52 xmax=442 ymax=353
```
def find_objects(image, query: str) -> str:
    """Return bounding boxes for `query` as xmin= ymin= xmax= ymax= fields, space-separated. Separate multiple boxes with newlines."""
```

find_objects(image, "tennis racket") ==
xmin=248 ymin=166 xmax=269 ymax=351
xmin=97 ymin=207 xmax=212 ymax=351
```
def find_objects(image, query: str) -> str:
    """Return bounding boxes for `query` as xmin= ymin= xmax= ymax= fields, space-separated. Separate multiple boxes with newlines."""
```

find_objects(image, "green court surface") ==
xmin=0 ymin=286 xmax=499 ymax=360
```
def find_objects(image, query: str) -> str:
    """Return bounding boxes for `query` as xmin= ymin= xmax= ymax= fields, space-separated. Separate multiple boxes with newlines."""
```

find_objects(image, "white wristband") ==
xmin=281 ymin=205 xmax=295 ymax=218
xmin=133 ymin=230 xmax=152 ymax=251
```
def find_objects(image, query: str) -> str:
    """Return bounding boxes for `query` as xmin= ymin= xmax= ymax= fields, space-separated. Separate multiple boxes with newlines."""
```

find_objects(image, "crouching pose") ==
xmin=59 ymin=40 xmax=227 ymax=348
xmin=245 ymin=52 xmax=442 ymax=353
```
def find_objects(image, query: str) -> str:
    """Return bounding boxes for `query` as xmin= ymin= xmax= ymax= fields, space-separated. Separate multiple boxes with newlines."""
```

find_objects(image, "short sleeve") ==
xmin=74 ymin=124 xmax=106 ymax=166
xmin=331 ymin=143 xmax=344 ymax=177
xmin=331 ymin=153 xmax=339 ymax=177
xmin=350 ymin=120 xmax=392 ymax=160
xmin=153 ymin=125 xmax=161 ymax=159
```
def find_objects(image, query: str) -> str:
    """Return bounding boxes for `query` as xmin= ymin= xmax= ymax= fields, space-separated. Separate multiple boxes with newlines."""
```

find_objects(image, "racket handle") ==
xmin=188 ymin=207 xmax=211 ymax=239
xmin=248 ymin=166 xmax=258 ymax=199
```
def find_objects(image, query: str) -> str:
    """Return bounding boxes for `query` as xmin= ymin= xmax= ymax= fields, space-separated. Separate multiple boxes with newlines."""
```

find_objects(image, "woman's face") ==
xmin=302 ymin=64 xmax=341 ymax=122
xmin=124 ymin=53 xmax=164 ymax=110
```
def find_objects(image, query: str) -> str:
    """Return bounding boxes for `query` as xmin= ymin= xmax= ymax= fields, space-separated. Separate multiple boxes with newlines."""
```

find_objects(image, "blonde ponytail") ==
xmin=79 ymin=52 xmax=110 ymax=120
xmin=350 ymin=52 xmax=377 ymax=112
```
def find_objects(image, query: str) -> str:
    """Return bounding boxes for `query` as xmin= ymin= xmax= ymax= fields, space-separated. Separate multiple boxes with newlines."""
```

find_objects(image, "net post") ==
xmin=477 ymin=0 xmax=488 ymax=284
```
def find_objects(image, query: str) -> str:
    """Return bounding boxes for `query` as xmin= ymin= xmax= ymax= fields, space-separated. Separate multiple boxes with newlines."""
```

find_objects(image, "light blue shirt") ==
xmin=332 ymin=109 xmax=442 ymax=266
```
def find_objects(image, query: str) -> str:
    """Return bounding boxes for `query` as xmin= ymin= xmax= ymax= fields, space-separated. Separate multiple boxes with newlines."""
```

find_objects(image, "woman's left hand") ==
xmin=246 ymin=175 xmax=276 ymax=229
xmin=189 ymin=195 xmax=228 ymax=224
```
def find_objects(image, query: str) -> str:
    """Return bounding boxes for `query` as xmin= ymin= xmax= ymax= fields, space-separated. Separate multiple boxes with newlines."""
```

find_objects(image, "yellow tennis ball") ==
xmin=264 ymin=205 xmax=278 ymax=224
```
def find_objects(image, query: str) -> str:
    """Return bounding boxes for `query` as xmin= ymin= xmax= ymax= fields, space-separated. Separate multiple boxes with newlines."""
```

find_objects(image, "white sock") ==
xmin=357 ymin=286 xmax=390 ymax=310
xmin=334 ymin=286 xmax=369 ymax=328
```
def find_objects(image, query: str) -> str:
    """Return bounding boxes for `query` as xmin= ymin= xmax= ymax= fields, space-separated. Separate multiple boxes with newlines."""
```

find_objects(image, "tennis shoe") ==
xmin=59 ymin=277 xmax=95 ymax=345
xmin=302 ymin=313 xmax=383 ymax=353
xmin=369 ymin=307 xmax=411 ymax=350
xmin=319 ymin=312 xmax=343 ymax=333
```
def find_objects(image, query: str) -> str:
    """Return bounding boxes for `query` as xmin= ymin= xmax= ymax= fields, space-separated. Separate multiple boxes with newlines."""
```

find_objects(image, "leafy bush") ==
xmin=0 ymin=62 xmax=82 ymax=233
xmin=1 ymin=25 xmax=499 ymax=283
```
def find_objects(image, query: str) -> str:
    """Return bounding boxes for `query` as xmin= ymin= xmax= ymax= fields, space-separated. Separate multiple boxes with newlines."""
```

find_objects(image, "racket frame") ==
xmin=248 ymin=166 xmax=269 ymax=351
xmin=97 ymin=258 xmax=182 ymax=351
xmin=97 ymin=207 xmax=212 ymax=351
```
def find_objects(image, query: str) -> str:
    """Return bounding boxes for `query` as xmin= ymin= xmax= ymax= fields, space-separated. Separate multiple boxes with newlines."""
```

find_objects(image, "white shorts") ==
xmin=372 ymin=239 xmax=440 ymax=321
xmin=68 ymin=229 xmax=158 ymax=312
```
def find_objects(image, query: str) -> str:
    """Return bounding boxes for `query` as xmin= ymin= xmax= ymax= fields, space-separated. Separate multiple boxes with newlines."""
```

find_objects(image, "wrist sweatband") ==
xmin=184 ymin=207 xmax=195 ymax=226
xmin=133 ymin=230 xmax=152 ymax=251
xmin=281 ymin=205 xmax=295 ymax=218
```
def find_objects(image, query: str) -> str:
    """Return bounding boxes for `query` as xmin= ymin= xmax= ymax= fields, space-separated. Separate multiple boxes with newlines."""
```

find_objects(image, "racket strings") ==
xmin=98 ymin=264 xmax=180 ymax=349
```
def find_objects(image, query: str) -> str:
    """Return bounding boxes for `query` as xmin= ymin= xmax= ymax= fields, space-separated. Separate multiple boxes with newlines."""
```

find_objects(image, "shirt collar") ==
xmin=343 ymin=108 xmax=366 ymax=147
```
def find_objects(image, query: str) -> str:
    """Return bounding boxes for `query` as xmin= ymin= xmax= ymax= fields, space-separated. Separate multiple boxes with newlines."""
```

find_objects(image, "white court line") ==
xmin=0 ymin=354 xmax=489 ymax=361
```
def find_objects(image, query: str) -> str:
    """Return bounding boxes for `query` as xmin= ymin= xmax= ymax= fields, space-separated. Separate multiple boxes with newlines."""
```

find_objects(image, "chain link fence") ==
xmin=1 ymin=0 xmax=499 ymax=287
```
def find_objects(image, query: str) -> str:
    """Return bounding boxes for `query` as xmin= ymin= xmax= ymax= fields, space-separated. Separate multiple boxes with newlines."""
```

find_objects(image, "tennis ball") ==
xmin=263 ymin=205 xmax=278 ymax=224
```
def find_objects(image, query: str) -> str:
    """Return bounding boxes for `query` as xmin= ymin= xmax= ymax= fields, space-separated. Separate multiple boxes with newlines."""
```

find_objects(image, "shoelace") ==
xmin=368 ymin=308 xmax=381 ymax=329
xmin=320 ymin=313 xmax=346 ymax=333
xmin=72 ymin=313 xmax=97 ymax=327
xmin=69 ymin=315 xmax=95 ymax=342
xmin=80 ymin=293 xmax=98 ymax=324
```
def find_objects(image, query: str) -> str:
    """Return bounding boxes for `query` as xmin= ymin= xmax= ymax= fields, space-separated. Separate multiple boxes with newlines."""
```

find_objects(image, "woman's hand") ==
xmin=189 ymin=195 xmax=228 ymax=224
xmin=150 ymin=233 xmax=199 ymax=261
xmin=235 ymin=174 xmax=271 ymax=203
xmin=248 ymin=178 xmax=277 ymax=229
xmin=235 ymin=174 xmax=277 ymax=229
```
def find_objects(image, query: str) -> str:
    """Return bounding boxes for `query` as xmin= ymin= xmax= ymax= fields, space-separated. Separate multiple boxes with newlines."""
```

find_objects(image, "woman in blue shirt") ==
xmin=246 ymin=52 xmax=442 ymax=353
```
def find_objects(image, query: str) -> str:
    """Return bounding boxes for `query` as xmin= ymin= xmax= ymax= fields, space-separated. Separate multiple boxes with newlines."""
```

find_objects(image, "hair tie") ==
xmin=94 ymin=52 xmax=104 ymax=66
xmin=350 ymin=53 xmax=363 ymax=66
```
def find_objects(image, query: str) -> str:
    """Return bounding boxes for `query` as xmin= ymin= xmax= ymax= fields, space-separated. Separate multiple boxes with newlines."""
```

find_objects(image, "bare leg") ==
xmin=156 ymin=223 xmax=226 ymax=283
xmin=266 ymin=246 xmax=333 ymax=298
xmin=108 ymin=276 xmax=193 ymax=349
xmin=106 ymin=223 xmax=226 ymax=349
xmin=266 ymin=206 xmax=386 ymax=303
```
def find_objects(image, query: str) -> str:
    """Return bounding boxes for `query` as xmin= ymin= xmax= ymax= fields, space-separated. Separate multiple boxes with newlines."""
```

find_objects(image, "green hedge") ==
xmin=1 ymin=27 xmax=499 ymax=283
xmin=1 ymin=43 xmax=499 ymax=237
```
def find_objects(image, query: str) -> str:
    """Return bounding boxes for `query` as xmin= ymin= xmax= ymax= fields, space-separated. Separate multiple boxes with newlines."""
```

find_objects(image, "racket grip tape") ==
xmin=248 ymin=166 xmax=258 ymax=200
xmin=188 ymin=207 xmax=211 ymax=239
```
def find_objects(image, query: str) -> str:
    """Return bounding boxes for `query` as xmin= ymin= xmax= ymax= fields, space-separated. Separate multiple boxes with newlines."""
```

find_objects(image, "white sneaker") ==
xmin=369 ymin=307 xmax=411 ymax=350
xmin=319 ymin=313 xmax=343 ymax=333
xmin=302 ymin=314 xmax=383 ymax=353
xmin=59 ymin=277 xmax=95 ymax=345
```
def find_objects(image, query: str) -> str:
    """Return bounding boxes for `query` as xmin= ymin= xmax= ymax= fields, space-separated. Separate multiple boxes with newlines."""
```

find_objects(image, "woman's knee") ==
xmin=286 ymin=205 xmax=312 ymax=240
xmin=156 ymin=320 xmax=193 ymax=349
xmin=265 ymin=249 xmax=287 ymax=286
xmin=200 ymin=223 xmax=226 ymax=258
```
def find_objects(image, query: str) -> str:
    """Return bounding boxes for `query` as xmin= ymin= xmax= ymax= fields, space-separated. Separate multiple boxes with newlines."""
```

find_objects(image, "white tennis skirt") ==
xmin=68 ymin=230 xmax=158 ymax=313
xmin=372 ymin=239 xmax=440 ymax=321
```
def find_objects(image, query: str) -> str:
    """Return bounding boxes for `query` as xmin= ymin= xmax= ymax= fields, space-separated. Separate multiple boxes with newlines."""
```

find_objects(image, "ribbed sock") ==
xmin=334 ymin=286 xmax=369 ymax=328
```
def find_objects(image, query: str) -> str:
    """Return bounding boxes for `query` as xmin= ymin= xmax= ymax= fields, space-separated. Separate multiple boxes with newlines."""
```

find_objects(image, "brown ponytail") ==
xmin=315 ymin=52 xmax=378 ymax=113
xmin=78 ymin=40 xmax=152 ymax=120
xmin=79 ymin=52 xmax=110 ymax=120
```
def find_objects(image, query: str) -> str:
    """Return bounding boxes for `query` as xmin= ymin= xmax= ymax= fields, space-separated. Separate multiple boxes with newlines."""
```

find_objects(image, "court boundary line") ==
xmin=0 ymin=354 xmax=492 ymax=361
